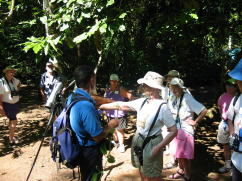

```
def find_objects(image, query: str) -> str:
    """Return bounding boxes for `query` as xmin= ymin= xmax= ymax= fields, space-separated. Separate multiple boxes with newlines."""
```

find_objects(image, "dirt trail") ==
xmin=0 ymin=86 xmax=232 ymax=181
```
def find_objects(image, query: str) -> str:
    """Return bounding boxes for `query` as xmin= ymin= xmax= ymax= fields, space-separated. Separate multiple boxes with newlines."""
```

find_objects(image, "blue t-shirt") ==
xmin=67 ymin=88 xmax=103 ymax=146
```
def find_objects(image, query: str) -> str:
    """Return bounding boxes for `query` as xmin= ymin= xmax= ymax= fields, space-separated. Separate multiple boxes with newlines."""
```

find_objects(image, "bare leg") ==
xmin=179 ymin=158 xmax=191 ymax=179
xmin=142 ymin=173 xmax=162 ymax=181
xmin=9 ymin=119 xmax=17 ymax=142
xmin=139 ymin=169 xmax=144 ymax=181
xmin=223 ymin=144 xmax=231 ymax=161
xmin=116 ymin=129 xmax=124 ymax=145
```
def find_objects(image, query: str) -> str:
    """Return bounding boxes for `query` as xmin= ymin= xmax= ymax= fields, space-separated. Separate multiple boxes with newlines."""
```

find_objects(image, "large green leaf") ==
xmin=106 ymin=0 xmax=114 ymax=7
xmin=73 ymin=33 xmax=88 ymax=43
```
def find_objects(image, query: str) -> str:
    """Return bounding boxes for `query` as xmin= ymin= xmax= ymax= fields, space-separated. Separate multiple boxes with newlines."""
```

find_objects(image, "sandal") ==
xmin=168 ymin=171 xmax=184 ymax=179
xmin=164 ymin=162 xmax=177 ymax=170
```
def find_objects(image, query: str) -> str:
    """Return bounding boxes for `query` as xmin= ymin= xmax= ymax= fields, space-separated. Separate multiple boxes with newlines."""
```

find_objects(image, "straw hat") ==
xmin=3 ymin=66 xmax=17 ymax=74
xmin=137 ymin=71 xmax=164 ymax=90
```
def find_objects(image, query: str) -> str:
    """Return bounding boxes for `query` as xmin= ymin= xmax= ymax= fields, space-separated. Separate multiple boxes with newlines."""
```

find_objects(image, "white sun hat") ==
xmin=137 ymin=71 xmax=164 ymax=90
xmin=170 ymin=77 xmax=185 ymax=89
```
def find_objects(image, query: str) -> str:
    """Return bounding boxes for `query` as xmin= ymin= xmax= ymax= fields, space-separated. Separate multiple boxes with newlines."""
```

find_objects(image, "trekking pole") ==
xmin=25 ymin=103 xmax=58 ymax=181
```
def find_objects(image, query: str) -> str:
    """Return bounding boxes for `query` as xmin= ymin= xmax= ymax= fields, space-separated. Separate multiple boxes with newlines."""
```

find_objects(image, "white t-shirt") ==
xmin=120 ymin=98 xmax=175 ymax=137
xmin=160 ymin=86 xmax=169 ymax=102
xmin=0 ymin=77 xmax=20 ymax=104
xmin=227 ymin=94 xmax=242 ymax=173
xmin=168 ymin=92 xmax=205 ymax=135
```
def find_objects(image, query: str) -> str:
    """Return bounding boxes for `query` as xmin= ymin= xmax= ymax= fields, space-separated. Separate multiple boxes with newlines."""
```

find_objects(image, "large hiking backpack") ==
xmin=50 ymin=97 xmax=90 ymax=169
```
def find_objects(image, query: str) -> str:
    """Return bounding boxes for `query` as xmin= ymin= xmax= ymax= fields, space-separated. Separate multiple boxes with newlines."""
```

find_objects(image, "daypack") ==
xmin=50 ymin=96 xmax=90 ymax=169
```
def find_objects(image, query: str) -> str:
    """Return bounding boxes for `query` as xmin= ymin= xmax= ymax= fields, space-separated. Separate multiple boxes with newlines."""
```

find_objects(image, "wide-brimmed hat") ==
xmin=137 ymin=71 xmax=164 ymax=90
xmin=3 ymin=66 xmax=17 ymax=74
xmin=229 ymin=58 xmax=242 ymax=81
xmin=170 ymin=78 xmax=185 ymax=89
xmin=166 ymin=70 xmax=180 ymax=78
xmin=110 ymin=74 xmax=119 ymax=81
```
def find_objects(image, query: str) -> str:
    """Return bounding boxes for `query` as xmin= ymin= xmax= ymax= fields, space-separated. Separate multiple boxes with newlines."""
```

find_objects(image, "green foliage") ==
xmin=0 ymin=0 xmax=241 ymax=87
xmin=21 ymin=36 xmax=62 ymax=56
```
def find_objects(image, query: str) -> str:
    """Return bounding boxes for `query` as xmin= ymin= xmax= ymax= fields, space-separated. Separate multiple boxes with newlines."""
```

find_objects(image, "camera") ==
xmin=134 ymin=146 xmax=143 ymax=166
xmin=11 ymin=90 xmax=19 ymax=97
xmin=175 ymin=117 xmax=180 ymax=124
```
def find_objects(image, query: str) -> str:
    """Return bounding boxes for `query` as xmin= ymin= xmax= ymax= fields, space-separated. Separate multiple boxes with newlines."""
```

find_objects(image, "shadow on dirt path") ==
xmin=0 ymin=85 xmax=50 ymax=157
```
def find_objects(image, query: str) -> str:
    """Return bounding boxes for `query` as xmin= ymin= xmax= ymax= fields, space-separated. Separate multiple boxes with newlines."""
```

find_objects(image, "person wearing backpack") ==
xmin=0 ymin=66 xmax=21 ymax=145
xmin=66 ymin=65 xmax=119 ymax=181
xmin=227 ymin=58 xmax=242 ymax=181
xmin=100 ymin=71 xmax=177 ymax=181
xmin=216 ymin=78 xmax=239 ymax=173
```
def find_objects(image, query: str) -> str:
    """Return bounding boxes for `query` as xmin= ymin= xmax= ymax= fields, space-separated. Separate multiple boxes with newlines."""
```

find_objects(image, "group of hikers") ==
xmin=0 ymin=58 xmax=241 ymax=181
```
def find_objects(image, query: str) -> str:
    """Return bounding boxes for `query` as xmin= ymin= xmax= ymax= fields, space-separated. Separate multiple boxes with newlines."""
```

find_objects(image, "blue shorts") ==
xmin=2 ymin=102 xmax=19 ymax=120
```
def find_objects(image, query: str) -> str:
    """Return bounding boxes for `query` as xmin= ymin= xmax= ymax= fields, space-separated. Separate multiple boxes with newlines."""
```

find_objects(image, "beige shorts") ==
xmin=217 ymin=120 xmax=229 ymax=144
xmin=131 ymin=132 xmax=163 ymax=177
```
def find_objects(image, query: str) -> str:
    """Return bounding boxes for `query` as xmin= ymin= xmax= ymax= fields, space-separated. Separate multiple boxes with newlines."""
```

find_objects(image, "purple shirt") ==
xmin=104 ymin=88 xmax=126 ymax=118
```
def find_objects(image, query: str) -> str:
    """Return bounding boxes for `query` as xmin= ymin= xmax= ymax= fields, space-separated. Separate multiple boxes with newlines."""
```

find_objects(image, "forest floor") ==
xmin=0 ymin=85 xmax=232 ymax=181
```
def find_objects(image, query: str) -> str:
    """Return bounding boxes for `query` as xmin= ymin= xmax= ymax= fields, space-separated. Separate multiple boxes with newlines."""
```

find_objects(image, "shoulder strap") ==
xmin=176 ymin=93 xmax=184 ymax=127
xmin=66 ymin=96 xmax=91 ymax=114
xmin=146 ymin=102 xmax=166 ymax=137
xmin=141 ymin=102 xmax=166 ymax=150
xmin=140 ymin=98 xmax=148 ymax=111
xmin=232 ymin=95 xmax=239 ymax=125
xmin=64 ymin=96 xmax=93 ymax=145
xmin=2 ymin=77 xmax=15 ymax=92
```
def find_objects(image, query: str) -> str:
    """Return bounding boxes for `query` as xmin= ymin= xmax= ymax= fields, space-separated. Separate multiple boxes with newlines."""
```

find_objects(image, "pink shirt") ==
xmin=217 ymin=92 xmax=233 ymax=120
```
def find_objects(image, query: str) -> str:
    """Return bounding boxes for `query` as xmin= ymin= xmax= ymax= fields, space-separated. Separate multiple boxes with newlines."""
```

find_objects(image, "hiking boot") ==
xmin=218 ymin=165 xmax=231 ymax=173
xmin=118 ymin=144 xmax=125 ymax=153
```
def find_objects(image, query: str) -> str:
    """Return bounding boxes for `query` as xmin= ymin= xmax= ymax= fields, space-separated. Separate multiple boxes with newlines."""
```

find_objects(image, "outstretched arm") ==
xmin=120 ymin=87 xmax=136 ymax=100
xmin=99 ymin=101 xmax=134 ymax=111
xmin=91 ymin=95 xmax=115 ymax=105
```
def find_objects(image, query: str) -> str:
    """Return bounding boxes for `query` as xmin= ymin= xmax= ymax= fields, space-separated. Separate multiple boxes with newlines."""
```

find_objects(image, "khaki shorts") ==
xmin=131 ymin=132 xmax=163 ymax=177
xmin=217 ymin=120 xmax=229 ymax=144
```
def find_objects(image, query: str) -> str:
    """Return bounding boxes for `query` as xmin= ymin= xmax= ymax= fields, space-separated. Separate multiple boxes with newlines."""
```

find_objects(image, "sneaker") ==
xmin=9 ymin=137 xmax=19 ymax=145
xmin=218 ymin=165 xmax=231 ymax=173
xmin=118 ymin=144 xmax=125 ymax=153
xmin=111 ymin=140 xmax=118 ymax=147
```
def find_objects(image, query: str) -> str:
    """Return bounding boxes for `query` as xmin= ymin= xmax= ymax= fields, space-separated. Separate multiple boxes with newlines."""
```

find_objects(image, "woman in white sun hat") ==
xmin=100 ymin=71 xmax=177 ymax=181
xmin=0 ymin=66 xmax=21 ymax=145
xmin=168 ymin=77 xmax=207 ymax=181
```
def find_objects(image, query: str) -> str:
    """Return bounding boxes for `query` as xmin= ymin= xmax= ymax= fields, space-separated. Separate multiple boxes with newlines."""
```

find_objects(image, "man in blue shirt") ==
xmin=67 ymin=65 xmax=119 ymax=181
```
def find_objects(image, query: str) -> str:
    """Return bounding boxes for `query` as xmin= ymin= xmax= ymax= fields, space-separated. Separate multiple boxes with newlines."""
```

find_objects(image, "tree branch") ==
xmin=4 ymin=0 xmax=15 ymax=22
